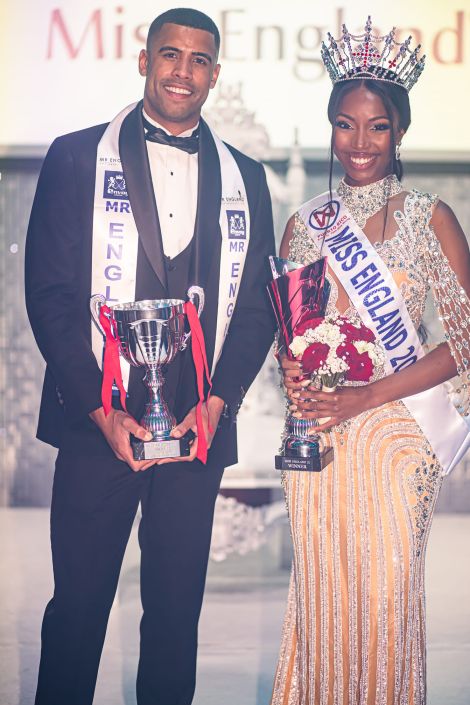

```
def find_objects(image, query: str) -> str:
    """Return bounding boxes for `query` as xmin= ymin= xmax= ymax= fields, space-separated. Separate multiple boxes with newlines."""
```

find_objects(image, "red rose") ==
xmin=337 ymin=341 xmax=358 ymax=362
xmin=337 ymin=341 xmax=374 ymax=382
xmin=347 ymin=353 xmax=373 ymax=381
xmin=294 ymin=313 xmax=323 ymax=336
xmin=340 ymin=320 xmax=375 ymax=343
xmin=302 ymin=342 xmax=330 ymax=374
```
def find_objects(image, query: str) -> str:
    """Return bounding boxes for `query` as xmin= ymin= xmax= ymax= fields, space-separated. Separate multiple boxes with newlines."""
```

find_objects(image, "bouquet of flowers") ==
xmin=289 ymin=314 xmax=385 ymax=392
xmin=267 ymin=255 xmax=383 ymax=469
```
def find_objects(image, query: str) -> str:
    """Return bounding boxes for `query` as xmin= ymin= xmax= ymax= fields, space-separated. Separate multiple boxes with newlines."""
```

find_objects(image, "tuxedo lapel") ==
xmin=189 ymin=119 xmax=221 ymax=292
xmin=119 ymin=101 xmax=168 ymax=292
xmin=187 ymin=119 xmax=223 ymax=370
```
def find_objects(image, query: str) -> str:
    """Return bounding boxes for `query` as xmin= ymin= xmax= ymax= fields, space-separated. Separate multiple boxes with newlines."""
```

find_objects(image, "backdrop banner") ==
xmin=1 ymin=0 xmax=469 ymax=152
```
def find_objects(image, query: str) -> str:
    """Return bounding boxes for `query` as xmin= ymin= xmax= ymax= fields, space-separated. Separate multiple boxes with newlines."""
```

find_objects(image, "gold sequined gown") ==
xmin=271 ymin=185 xmax=469 ymax=705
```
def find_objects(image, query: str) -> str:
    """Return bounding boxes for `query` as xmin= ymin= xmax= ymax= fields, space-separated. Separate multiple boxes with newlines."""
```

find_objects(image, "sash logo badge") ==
xmin=227 ymin=210 xmax=246 ymax=239
xmin=309 ymin=200 xmax=340 ymax=231
xmin=103 ymin=170 xmax=128 ymax=200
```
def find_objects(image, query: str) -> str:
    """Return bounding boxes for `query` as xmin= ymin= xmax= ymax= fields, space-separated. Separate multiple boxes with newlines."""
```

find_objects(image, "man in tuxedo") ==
xmin=25 ymin=8 xmax=275 ymax=705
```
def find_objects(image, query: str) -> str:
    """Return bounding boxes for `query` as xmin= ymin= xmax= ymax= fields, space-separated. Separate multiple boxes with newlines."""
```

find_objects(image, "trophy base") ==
xmin=132 ymin=435 xmax=191 ymax=461
xmin=275 ymin=446 xmax=334 ymax=472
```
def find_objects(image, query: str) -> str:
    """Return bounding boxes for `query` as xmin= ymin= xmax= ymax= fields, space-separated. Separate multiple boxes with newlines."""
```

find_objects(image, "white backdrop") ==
xmin=1 ymin=0 xmax=470 ymax=152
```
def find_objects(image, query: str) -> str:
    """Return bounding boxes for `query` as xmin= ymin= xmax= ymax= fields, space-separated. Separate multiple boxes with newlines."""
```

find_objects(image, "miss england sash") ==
xmin=298 ymin=191 xmax=470 ymax=475
xmin=91 ymin=103 xmax=250 ymax=387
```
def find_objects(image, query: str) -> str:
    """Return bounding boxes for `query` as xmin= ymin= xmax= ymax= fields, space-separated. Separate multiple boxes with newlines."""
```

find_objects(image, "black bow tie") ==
xmin=143 ymin=117 xmax=199 ymax=154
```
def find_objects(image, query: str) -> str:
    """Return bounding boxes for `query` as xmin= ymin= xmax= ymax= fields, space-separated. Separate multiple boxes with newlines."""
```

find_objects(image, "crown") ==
xmin=321 ymin=16 xmax=425 ymax=92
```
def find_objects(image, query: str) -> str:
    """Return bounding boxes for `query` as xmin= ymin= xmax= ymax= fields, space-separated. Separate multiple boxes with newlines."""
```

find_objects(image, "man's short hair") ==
xmin=146 ymin=8 xmax=220 ymax=55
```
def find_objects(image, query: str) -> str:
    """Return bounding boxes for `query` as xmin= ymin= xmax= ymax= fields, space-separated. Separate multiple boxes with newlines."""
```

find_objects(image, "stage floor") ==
xmin=1 ymin=509 xmax=469 ymax=705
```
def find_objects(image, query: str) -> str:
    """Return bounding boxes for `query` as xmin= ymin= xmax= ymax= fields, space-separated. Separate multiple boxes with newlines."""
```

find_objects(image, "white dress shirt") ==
xmin=143 ymin=109 xmax=198 ymax=259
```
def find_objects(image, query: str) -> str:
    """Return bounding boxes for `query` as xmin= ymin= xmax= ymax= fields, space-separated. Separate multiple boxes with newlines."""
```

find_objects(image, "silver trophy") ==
xmin=90 ymin=287 xmax=204 ymax=460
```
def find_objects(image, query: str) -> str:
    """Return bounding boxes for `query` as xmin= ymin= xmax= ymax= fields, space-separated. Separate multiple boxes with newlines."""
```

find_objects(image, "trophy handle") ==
xmin=90 ymin=294 xmax=107 ymax=337
xmin=187 ymin=286 xmax=205 ymax=317
xmin=182 ymin=286 xmax=205 ymax=349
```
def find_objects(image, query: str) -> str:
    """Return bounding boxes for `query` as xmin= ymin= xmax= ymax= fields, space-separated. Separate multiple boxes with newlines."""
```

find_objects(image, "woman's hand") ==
xmin=280 ymin=354 xmax=373 ymax=430
xmin=289 ymin=384 xmax=373 ymax=432
xmin=279 ymin=353 xmax=305 ymax=392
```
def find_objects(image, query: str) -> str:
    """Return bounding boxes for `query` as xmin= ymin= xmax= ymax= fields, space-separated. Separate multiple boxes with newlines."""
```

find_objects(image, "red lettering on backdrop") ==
xmin=44 ymin=6 xmax=467 ymax=69
xmin=134 ymin=24 xmax=149 ymax=48
xmin=115 ymin=6 xmax=124 ymax=59
xmin=433 ymin=11 xmax=464 ymax=64
xmin=47 ymin=8 xmax=104 ymax=59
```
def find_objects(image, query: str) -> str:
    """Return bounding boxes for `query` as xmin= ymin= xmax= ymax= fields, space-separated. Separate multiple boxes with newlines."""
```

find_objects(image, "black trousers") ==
xmin=35 ymin=446 xmax=224 ymax=705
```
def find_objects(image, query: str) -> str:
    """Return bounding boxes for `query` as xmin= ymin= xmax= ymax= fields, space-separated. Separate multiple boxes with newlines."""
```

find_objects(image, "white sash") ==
xmin=209 ymin=127 xmax=251 ymax=375
xmin=91 ymin=103 xmax=138 ymax=390
xmin=299 ymin=190 xmax=470 ymax=475
xmin=91 ymin=103 xmax=249 ymax=387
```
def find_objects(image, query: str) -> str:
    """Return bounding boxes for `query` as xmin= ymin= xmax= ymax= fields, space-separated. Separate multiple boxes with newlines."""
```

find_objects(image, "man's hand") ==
xmin=154 ymin=395 xmax=225 ymax=465
xmin=89 ymin=407 xmax=157 ymax=472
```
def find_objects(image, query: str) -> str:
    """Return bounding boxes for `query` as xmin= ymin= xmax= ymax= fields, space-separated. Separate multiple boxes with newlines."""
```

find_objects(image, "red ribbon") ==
xmin=99 ymin=305 xmax=127 ymax=416
xmin=184 ymin=301 xmax=212 ymax=464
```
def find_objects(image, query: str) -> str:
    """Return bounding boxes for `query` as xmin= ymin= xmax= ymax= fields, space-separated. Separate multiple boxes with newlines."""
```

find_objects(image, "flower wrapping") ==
xmin=267 ymin=256 xmax=331 ymax=360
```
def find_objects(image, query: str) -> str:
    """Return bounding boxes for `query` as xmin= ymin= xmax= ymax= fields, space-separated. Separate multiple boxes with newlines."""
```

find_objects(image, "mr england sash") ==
xmin=298 ymin=190 xmax=470 ymax=475
xmin=91 ymin=103 xmax=250 ymax=387
xmin=208 ymin=125 xmax=251 ymax=375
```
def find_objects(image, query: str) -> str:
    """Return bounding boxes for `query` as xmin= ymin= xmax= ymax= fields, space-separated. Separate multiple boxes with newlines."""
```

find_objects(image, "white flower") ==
xmin=289 ymin=336 xmax=309 ymax=358
xmin=353 ymin=340 xmax=385 ymax=367
xmin=353 ymin=340 xmax=373 ymax=354
xmin=370 ymin=346 xmax=386 ymax=366
xmin=309 ymin=320 xmax=345 ymax=348
xmin=303 ymin=327 xmax=319 ymax=344
xmin=325 ymin=348 xmax=349 ymax=375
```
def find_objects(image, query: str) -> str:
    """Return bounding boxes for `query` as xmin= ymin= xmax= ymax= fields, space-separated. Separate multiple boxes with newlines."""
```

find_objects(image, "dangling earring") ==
xmin=395 ymin=143 xmax=401 ymax=161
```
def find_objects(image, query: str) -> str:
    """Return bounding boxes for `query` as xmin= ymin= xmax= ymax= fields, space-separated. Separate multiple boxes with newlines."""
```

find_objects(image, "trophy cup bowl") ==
xmin=91 ymin=288 xmax=204 ymax=460
xmin=268 ymin=256 xmax=333 ymax=472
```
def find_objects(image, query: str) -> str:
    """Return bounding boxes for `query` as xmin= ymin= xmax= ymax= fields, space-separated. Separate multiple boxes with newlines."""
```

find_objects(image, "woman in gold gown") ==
xmin=271 ymin=22 xmax=470 ymax=705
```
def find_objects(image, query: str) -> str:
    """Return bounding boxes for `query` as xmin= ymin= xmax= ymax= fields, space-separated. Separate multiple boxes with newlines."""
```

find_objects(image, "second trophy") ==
xmin=268 ymin=256 xmax=334 ymax=472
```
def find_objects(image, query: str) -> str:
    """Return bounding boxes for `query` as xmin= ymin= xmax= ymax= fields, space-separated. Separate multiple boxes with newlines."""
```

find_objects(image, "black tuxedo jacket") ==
xmin=25 ymin=103 xmax=275 ymax=467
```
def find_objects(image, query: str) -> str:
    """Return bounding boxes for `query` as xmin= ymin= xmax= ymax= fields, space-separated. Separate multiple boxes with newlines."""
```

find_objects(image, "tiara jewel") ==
xmin=321 ymin=16 xmax=425 ymax=92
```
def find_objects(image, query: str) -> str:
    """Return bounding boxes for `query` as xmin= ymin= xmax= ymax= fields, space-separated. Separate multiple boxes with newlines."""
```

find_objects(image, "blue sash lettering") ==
xmin=106 ymin=200 xmax=131 ymax=213
xmin=107 ymin=243 xmax=122 ymax=260
xmin=226 ymin=259 xmax=242 ymax=323
xmin=350 ymin=262 xmax=378 ymax=286
xmin=356 ymin=271 xmax=386 ymax=295
xmin=322 ymin=217 xmax=414 ymax=369
xmin=372 ymin=309 xmax=399 ymax=328
xmin=105 ymin=265 xmax=122 ymax=281
xmin=105 ymin=285 xmax=119 ymax=303
xmin=325 ymin=225 xmax=367 ymax=270
xmin=390 ymin=346 xmax=417 ymax=371
xmin=109 ymin=222 xmax=124 ymax=237
xmin=363 ymin=287 xmax=391 ymax=307
xmin=104 ymin=222 xmax=126 ymax=301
